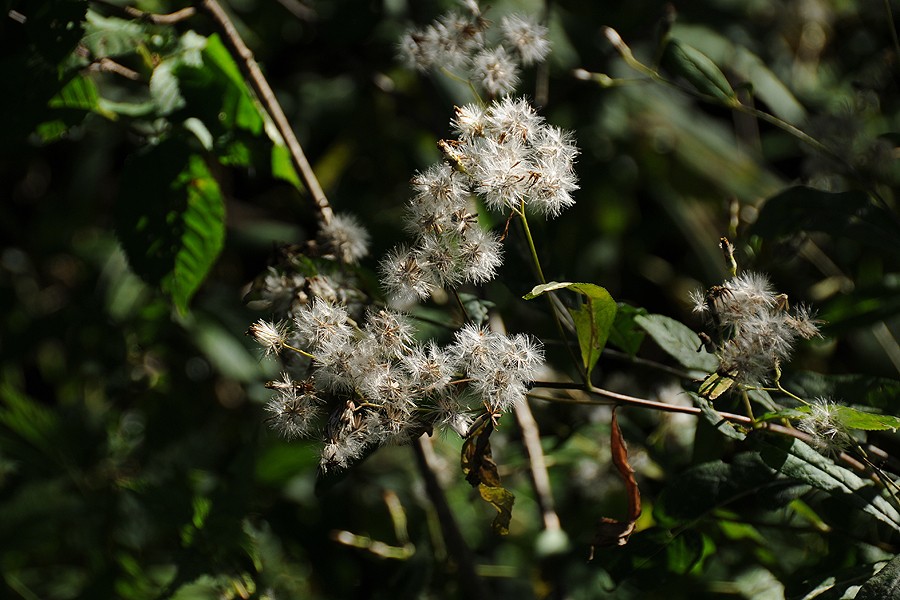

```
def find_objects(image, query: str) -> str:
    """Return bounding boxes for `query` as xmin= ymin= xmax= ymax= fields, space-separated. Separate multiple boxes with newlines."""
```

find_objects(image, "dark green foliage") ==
xmin=3 ymin=1 xmax=900 ymax=598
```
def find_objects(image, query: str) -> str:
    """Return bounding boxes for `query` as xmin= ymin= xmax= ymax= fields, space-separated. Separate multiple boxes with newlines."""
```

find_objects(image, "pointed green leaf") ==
xmin=48 ymin=75 xmax=100 ymax=112
xmin=271 ymin=143 xmax=301 ymax=188
xmin=82 ymin=9 xmax=147 ymax=58
xmin=608 ymin=303 xmax=648 ymax=356
xmin=759 ymin=437 xmax=900 ymax=532
xmin=634 ymin=313 xmax=719 ymax=372
xmin=789 ymin=404 xmax=900 ymax=432
xmin=116 ymin=139 xmax=225 ymax=313
xmin=524 ymin=282 xmax=616 ymax=376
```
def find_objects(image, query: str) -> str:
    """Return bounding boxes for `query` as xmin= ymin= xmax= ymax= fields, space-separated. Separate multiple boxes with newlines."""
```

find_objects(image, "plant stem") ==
xmin=412 ymin=436 xmax=489 ymax=600
xmin=518 ymin=205 xmax=546 ymax=284
xmin=529 ymin=380 xmax=885 ymax=478
xmin=282 ymin=342 xmax=316 ymax=361
xmin=515 ymin=397 xmax=562 ymax=532
xmin=199 ymin=0 xmax=334 ymax=225
xmin=517 ymin=207 xmax=585 ymax=381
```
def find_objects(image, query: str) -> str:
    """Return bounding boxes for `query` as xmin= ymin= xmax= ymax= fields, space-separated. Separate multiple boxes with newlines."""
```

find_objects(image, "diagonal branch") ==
xmin=198 ymin=0 xmax=334 ymax=225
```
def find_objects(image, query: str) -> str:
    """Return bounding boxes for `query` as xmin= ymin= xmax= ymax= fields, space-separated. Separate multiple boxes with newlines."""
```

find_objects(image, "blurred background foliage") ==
xmin=2 ymin=0 xmax=900 ymax=598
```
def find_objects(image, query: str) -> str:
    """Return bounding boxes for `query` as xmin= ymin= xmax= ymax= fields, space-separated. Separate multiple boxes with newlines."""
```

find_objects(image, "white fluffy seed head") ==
xmin=248 ymin=319 xmax=289 ymax=356
xmin=470 ymin=47 xmax=520 ymax=97
xmin=379 ymin=245 xmax=435 ymax=304
xmin=797 ymin=398 xmax=851 ymax=454
xmin=319 ymin=213 xmax=370 ymax=264
xmin=500 ymin=14 xmax=550 ymax=66
xmin=293 ymin=298 xmax=353 ymax=355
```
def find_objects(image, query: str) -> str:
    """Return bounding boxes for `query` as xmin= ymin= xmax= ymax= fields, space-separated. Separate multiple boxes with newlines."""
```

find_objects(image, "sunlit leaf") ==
xmin=81 ymin=9 xmax=147 ymax=58
xmin=525 ymin=282 xmax=617 ymax=376
xmin=698 ymin=372 xmax=734 ymax=400
xmin=116 ymin=139 xmax=225 ymax=313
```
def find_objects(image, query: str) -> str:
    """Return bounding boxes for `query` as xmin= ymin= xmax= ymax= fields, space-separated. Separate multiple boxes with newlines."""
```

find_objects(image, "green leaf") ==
xmin=195 ymin=34 xmax=264 ymax=135
xmin=634 ymin=313 xmax=719 ymax=373
xmin=654 ymin=452 xmax=804 ymax=528
xmin=150 ymin=60 xmax=185 ymax=115
xmin=608 ymin=303 xmax=648 ymax=356
xmin=271 ymin=143 xmax=301 ymax=188
xmin=751 ymin=186 xmax=900 ymax=259
xmin=0 ymin=384 xmax=61 ymax=457
xmin=0 ymin=0 xmax=88 ymax=146
xmin=82 ymin=9 xmax=148 ymax=58
xmin=759 ymin=437 xmax=900 ymax=532
xmin=524 ymin=282 xmax=617 ymax=376
xmin=36 ymin=75 xmax=114 ymax=142
xmin=856 ymin=555 xmax=900 ymax=600
xmin=789 ymin=404 xmax=900 ymax=432
xmin=659 ymin=38 xmax=736 ymax=103
xmin=48 ymin=75 xmax=100 ymax=112
xmin=115 ymin=139 xmax=225 ymax=314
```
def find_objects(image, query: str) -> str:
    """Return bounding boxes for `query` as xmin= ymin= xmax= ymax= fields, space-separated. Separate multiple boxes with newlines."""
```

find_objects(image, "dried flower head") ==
xmin=500 ymin=14 xmax=550 ymax=66
xmin=248 ymin=319 xmax=289 ymax=356
xmin=797 ymin=398 xmax=852 ymax=454
xmin=693 ymin=271 xmax=821 ymax=385
xmin=319 ymin=213 xmax=370 ymax=264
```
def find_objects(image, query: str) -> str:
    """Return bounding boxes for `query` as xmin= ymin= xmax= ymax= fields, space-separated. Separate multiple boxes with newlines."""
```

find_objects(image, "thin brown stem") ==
xmin=412 ymin=436 xmax=489 ymax=600
xmin=199 ymin=0 xmax=334 ymax=225
xmin=530 ymin=381 xmax=879 ymax=478
xmin=88 ymin=57 xmax=141 ymax=80
xmin=92 ymin=1 xmax=197 ymax=24
xmin=514 ymin=398 xmax=561 ymax=532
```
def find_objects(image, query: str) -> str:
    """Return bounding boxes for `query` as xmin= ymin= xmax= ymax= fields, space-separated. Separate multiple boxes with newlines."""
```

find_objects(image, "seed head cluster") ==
xmin=398 ymin=1 xmax=550 ymax=97
xmin=691 ymin=272 xmax=820 ymax=385
xmin=796 ymin=397 xmax=852 ymax=455
xmin=381 ymin=97 xmax=578 ymax=304
xmin=249 ymin=301 xmax=543 ymax=471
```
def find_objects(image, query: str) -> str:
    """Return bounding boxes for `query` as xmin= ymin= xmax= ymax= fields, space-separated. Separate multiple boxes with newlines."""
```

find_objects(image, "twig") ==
xmin=88 ymin=57 xmax=141 ymax=80
xmin=514 ymin=398 xmax=561 ymax=532
xmin=412 ymin=436 xmax=489 ymax=600
xmin=91 ymin=1 xmax=197 ymax=24
xmin=276 ymin=0 xmax=316 ymax=21
xmin=199 ymin=0 xmax=334 ymax=225
xmin=529 ymin=381 xmax=876 ymax=477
